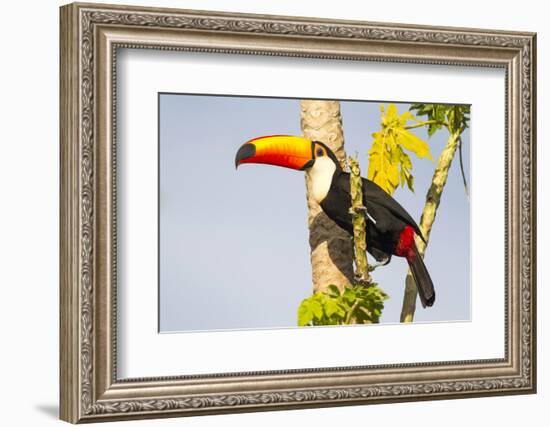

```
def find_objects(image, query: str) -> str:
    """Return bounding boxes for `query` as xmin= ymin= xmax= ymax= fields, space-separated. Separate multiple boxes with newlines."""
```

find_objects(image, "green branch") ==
xmin=400 ymin=129 xmax=462 ymax=322
xmin=348 ymin=155 xmax=371 ymax=284
xmin=404 ymin=120 xmax=447 ymax=131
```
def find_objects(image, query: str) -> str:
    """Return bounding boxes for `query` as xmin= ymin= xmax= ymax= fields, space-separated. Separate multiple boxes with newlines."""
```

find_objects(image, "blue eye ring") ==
xmin=316 ymin=147 xmax=324 ymax=157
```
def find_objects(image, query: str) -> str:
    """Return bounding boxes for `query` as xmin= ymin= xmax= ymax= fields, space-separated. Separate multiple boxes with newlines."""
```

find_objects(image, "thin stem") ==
xmin=345 ymin=300 xmax=360 ymax=324
xmin=458 ymin=135 xmax=469 ymax=200
xmin=404 ymin=120 xmax=448 ymax=130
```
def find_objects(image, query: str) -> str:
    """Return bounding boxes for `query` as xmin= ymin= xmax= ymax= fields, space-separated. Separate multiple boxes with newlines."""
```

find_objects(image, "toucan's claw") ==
xmin=348 ymin=205 xmax=367 ymax=215
xmin=354 ymin=274 xmax=373 ymax=288
xmin=368 ymin=256 xmax=391 ymax=272
xmin=349 ymin=205 xmax=377 ymax=225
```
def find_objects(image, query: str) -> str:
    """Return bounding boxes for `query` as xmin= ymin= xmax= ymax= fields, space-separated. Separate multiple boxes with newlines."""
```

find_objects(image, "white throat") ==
xmin=307 ymin=156 xmax=337 ymax=204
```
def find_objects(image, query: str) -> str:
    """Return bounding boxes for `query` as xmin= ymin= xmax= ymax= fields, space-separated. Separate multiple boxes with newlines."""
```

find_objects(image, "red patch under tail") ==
xmin=396 ymin=225 xmax=435 ymax=308
xmin=395 ymin=225 xmax=416 ymax=259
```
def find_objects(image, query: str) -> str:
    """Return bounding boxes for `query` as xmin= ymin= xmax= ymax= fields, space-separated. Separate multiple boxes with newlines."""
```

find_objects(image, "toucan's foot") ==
xmin=348 ymin=206 xmax=367 ymax=215
xmin=348 ymin=206 xmax=377 ymax=224
xmin=354 ymin=274 xmax=373 ymax=288
xmin=368 ymin=257 xmax=391 ymax=272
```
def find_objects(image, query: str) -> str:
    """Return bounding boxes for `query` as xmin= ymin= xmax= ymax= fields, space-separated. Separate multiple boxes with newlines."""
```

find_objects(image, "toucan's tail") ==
xmin=407 ymin=245 xmax=435 ymax=308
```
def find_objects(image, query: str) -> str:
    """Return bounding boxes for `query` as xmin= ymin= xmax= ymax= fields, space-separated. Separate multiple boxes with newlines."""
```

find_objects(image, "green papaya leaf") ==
xmin=297 ymin=302 xmax=313 ymax=326
xmin=325 ymin=298 xmax=345 ymax=318
xmin=309 ymin=297 xmax=324 ymax=320
xmin=327 ymin=284 xmax=341 ymax=297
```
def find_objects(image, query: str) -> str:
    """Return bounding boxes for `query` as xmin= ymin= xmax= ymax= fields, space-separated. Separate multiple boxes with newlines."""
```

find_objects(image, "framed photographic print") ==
xmin=60 ymin=2 xmax=536 ymax=423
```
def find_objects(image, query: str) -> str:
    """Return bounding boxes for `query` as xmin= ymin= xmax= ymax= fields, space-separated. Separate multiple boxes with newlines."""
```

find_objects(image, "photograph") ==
xmin=159 ymin=94 xmax=471 ymax=332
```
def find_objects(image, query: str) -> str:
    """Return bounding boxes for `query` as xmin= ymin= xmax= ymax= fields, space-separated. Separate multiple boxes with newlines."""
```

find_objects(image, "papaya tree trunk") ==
xmin=300 ymin=100 xmax=354 ymax=293
xmin=400 ymin=130 xmax=461 ymax=322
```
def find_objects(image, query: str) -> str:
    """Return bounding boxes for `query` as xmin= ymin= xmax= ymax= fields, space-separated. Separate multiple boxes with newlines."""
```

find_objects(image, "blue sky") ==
xmin=159 ymin=94 xmax=470 ymax=332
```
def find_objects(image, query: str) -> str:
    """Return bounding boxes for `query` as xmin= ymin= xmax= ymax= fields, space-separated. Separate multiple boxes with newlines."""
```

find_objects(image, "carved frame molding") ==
xmin=60 ymin=2 xmax=536 ymax=423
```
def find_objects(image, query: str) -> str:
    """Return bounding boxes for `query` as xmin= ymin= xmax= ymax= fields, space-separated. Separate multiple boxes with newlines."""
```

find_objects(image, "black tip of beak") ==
xmin=235 ymin=143 xmax=256 ymax=169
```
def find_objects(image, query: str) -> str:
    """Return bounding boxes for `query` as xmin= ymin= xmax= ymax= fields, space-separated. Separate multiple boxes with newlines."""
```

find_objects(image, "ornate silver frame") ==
xmin=60 ymin=2 xmax=536 ymax=423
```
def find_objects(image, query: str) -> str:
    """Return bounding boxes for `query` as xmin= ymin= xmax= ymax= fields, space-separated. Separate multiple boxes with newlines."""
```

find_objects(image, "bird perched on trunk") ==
xmin=235 ymin=135 xmax=435 ymax=308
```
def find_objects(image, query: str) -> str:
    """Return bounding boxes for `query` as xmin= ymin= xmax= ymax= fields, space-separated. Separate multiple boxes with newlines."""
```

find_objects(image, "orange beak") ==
xmin=235 ymin=135 xmax=314 ymax=171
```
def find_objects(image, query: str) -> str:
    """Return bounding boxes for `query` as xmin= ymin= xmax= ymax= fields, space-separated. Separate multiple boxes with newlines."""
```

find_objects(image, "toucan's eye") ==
xmin=316 ymin=147 xmax=324 ymax=157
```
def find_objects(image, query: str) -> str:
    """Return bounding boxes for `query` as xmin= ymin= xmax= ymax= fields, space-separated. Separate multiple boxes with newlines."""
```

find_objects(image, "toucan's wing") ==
xmin=333 ymin=172 xmax=424 ymax=242
xmin=361 ymin=178 xmax=425 ymax=242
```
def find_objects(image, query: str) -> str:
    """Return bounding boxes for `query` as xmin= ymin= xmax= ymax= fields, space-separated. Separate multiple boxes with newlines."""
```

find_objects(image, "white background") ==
xmin=0 ymin=0 xmax=545 ymax=426
xmin=118 ymin=50 xmax=504 ymax=377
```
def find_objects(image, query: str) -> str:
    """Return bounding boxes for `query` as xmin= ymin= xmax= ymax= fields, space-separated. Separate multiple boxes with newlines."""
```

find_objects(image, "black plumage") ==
xmin=320 ymin=168 xmax=423 ymax=262
xmin=318 ymin=152 xmax=435 ymax=308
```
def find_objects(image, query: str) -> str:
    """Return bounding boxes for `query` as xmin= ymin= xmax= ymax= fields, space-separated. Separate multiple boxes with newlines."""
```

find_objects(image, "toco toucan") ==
xmin=235 ymin=135 xmax=435 ymax=308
